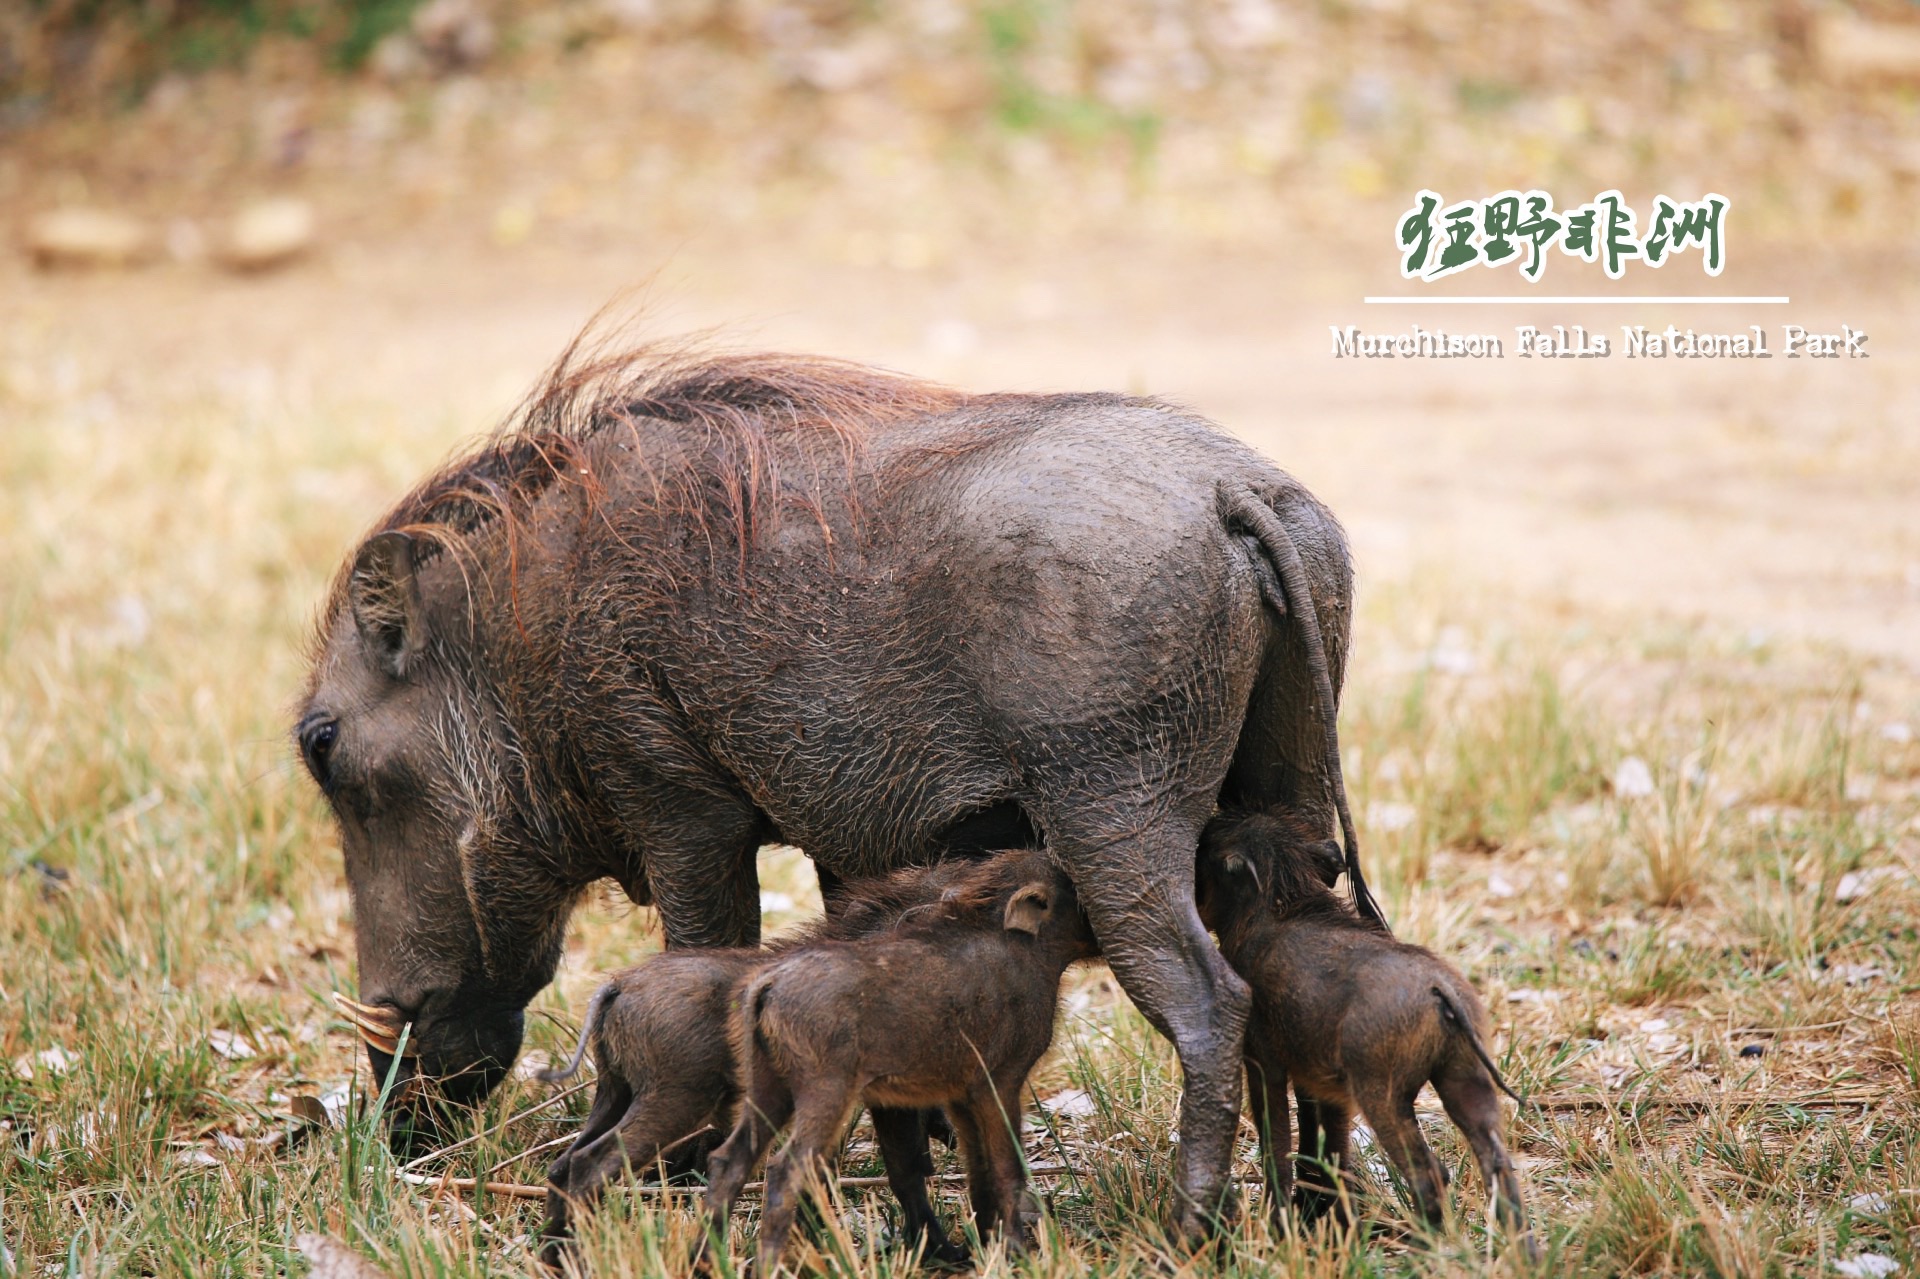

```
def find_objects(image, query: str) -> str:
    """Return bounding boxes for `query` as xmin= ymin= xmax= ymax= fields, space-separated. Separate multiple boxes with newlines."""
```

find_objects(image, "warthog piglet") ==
xmin=704 ymin=849 xmax=1098 ymax=1274
xmin=1197 ymin=809 xmax=1539 ymax=1259
xmin=538 ymin=860 xmax=1010 ymax=1267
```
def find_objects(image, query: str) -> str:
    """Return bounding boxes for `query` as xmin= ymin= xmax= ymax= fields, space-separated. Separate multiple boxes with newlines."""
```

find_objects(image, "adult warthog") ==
xmin=297 ymin=339 xmax=1374 ymax=1235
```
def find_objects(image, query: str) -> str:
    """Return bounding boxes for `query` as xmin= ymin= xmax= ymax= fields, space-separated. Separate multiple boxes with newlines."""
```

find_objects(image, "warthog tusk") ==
xmin=346 ymin=1019 xmax=415 ymax=1059
xmin=332 ymin=992 xmax=397 ymax=1026
xmin=332 ymin=992 xmax=419 ymax=1059
xmin=336 ymin=1013 xmax=406 ymax=1055
xmin=332 ymin=992 xmax=401 ymax=1037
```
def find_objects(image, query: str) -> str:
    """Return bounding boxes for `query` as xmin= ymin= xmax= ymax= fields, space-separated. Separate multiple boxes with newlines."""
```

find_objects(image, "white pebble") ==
xmin=1836 ymin=866 xmax=1903 ymax=902
xmin=12 ymin=1046 xmax=76 ymax=1080
xmin=1613 ymin=757 xmax=1655 ymax=799
xmin=1040 ymin=1088 xmax=1097 ymax=1119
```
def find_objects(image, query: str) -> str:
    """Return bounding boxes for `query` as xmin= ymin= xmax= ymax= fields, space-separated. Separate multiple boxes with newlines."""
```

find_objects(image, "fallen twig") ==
xmin=396 ymin=1163 xmax=1080 ymax=1202
xmin=482 ymin=1132 xmax=577 ymax=1178
xmin=400 ymin=1172 xmax=551 ymax=1201
xmin=396 ymin=1081 xmax=592 ymax=1176
xmin=1725 ymin=1020 xmax=1853 ymax=1036
xmin=1523 ymin=1090 xmax=1882 ymax=1112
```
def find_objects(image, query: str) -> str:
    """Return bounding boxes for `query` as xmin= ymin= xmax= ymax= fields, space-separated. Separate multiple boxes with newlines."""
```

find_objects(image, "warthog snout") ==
xmin=337 ymin=989 xmax=524 ymax=1147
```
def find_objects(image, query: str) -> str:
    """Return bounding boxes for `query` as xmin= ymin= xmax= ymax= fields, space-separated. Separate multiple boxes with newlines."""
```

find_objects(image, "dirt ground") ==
xmin=6 ymin=230 xmax=1916 ymax=675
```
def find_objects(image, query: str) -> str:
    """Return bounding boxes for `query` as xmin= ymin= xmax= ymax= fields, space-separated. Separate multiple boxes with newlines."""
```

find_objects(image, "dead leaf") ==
xmin=289 ymin=1094 xmax=331 ymax=1129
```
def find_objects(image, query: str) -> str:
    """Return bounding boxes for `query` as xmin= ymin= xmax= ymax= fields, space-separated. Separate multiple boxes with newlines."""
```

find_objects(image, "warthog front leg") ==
xmin=631 ymin=795 xmax=769 ymax=951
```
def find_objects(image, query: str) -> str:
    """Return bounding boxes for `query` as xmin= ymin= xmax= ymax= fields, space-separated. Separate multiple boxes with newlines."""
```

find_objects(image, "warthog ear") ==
xmin=1003 ymin=883 xmax=1053 ymax=936
xmin=350 ymin=531 xmax=426 ymax=678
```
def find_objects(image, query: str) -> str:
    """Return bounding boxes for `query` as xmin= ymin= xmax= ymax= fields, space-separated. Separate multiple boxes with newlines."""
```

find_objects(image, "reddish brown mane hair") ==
xmin=314 ymin=333 xmax=969 ymax=646
xmin=845 ymin=851 xmax=1053 ymax=935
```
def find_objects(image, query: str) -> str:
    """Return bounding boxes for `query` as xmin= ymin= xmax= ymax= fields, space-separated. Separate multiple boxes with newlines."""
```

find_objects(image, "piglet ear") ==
xmin=1309 ymin=839 xmax=1345 ymax=887
xmin=1003 ymin=883 xmax=1053 ymax=936
xmin=350 ymin=530 xmax=426 ymax=678
xmin=1218 ymin=850 xmax=1265 ymax=897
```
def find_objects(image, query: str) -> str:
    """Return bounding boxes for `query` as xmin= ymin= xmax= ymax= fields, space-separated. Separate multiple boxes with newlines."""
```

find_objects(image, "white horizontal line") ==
xmin=1362 ymin=296 xmax=1790 ymax=305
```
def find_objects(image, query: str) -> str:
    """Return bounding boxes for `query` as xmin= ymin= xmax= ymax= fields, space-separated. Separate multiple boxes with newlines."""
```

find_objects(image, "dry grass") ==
xmin=3 ymin=338 xmax=1919 ymax=1279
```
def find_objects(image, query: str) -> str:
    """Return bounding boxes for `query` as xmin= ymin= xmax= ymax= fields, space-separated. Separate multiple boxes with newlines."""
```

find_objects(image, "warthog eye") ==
xmin=299 ymin=715 xmax=339 ymax=789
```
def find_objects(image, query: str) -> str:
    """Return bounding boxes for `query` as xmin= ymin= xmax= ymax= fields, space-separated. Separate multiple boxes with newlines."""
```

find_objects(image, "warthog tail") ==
xmin=1434 ymin=985 xmax=1525 ymax=1105
xmin=1222 ymin=485 xmax=1383 ymax=927
xmin=538 ymin=981 xmax=618 ymax=1084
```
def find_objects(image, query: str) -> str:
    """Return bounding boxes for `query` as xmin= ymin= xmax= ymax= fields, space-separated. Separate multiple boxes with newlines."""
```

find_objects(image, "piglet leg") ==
xmin=946 ymin=1102 xmax=997 ymax=1243
xmin=1292 ymin=1093 xmax=1351 ymax=1226
xmin=1436 ymin=1069 xmax=1540 ymax=1261
xmin=541 ymin=1075 xmax=634 ymax=1266
xmin=754 ymin=1084 xmax=859 ymax=1276
xmin=1243 ymin=1054 xmax=1292 ymax=1229
xmin=548 ymin=1086 xmax=722 ymax=1267
xmin=873 ymin=1106 xmax=966 ymax=1264
xmin=703 ymin=1071 xmax=793 ymax=1263
xmin=1354 ymin=1081 xmax=1448 ymax=1234
xmin=965 ymin=1074 xmax=1035 ymax=1249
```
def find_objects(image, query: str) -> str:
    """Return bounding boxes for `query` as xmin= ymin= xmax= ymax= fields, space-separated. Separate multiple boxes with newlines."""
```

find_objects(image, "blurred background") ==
xmin=3 ymin=0 xmax=1916 ymax=666
xmin=8 ymin=0 xmax=1920 ymax=241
